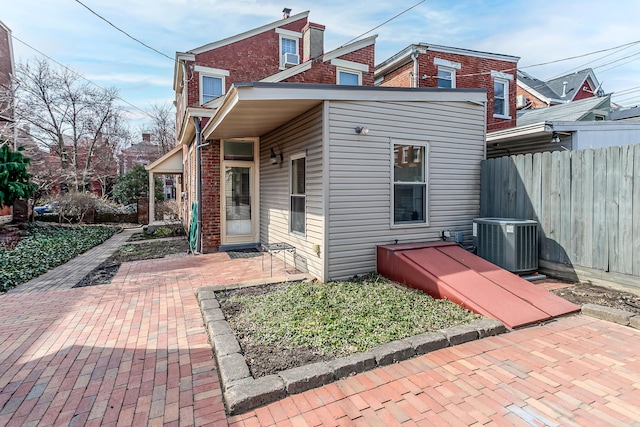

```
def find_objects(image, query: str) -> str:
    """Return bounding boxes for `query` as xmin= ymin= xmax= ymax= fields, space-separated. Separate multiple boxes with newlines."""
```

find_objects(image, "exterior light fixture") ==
xmin=270 ymin=147 xmax=283 ymax=165
xmin=551 ymin=131 xmax=561 ymax=143
xmin=355 ymin=126 xmax=369 ymax=135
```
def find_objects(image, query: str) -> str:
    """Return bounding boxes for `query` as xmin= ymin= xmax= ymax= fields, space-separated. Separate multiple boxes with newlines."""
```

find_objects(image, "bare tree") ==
xmin=146 ymin=103 xmax=176 ymax=155
xmin=14 ymin=58 xmax=127 ymax=193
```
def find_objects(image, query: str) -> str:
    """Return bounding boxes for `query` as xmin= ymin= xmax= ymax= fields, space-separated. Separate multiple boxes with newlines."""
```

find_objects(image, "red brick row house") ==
xmin=1 ymin=20 xmax=15 ymax=224
xmin=374 ymin=43 xmax=520 ymax=132
xmin=147 ymin=11 xmax=489 ymax=281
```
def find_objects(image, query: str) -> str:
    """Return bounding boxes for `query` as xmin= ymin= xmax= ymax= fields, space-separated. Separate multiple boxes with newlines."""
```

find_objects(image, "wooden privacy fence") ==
xmin=480 ymin=144 xmax=640 ymax=280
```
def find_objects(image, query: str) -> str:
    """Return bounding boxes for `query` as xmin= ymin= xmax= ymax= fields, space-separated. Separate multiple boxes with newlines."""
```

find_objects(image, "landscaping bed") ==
xmin=551 ymin=283 xmax=640 ymax=315
xmin=0 ymin=223 xmax=118 ymax=292
xmin=75 ymin=227 xmax=189 ymax=287
xmin=217 ymin=275 xmax=482 ymax=378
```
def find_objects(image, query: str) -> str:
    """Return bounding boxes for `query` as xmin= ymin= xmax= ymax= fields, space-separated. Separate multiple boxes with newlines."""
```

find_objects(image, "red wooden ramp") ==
xmin=377 ymin=242 xmax=580 ymax=329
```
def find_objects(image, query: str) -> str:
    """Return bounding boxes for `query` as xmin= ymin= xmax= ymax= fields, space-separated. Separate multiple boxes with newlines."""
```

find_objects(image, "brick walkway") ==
xmin=1 ymin=234 xmax=640 ymax=426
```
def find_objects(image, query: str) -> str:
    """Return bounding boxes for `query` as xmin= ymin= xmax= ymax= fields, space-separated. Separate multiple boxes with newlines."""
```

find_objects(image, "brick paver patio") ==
xmin=1 ymin=231 xmax=640 ymax=426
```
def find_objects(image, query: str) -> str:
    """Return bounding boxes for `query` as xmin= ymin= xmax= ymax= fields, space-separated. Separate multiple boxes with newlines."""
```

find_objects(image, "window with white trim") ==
xmin=337 ymin=69 xmax=361 ymax=86
xmin=437 ymin=67 xmax=455 ymax=88
xmin=280 ymin=36 xmax=299 ymax=68
xmin=393 ymin=142 xmax=427 ymax=225
xmin=201 ymin=75 xmax=223 ymax=104
xmin=434 ymin=58 xmax=460 ymax=89
xmin=290 ymin=153 xmax=306 ymax=234
xmin=490 ymin=70 xmax=513 ymax=119
xmin=493 ymin=79 xmax=508 ymax=117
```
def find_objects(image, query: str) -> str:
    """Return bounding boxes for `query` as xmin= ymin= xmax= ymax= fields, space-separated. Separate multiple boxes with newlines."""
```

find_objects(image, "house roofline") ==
xmin=177 ymin=107 xmax=215 ymax=145
xmin=187 ymin=11 xmax=310 ymax=54
xmin=201 ymin=81 xmax=487 ymax=139
xmin=173 ymin=52 xmax=196 ymax=92
xmin=145 ymin=144 xmax=183 ymax=171
xmin=375 ymin=43 xmax=519 ymax=77
xmin=260 ymin=35 xmax=377 ymax=83
xmin=322 ymin=35 xmax=377 ymax=62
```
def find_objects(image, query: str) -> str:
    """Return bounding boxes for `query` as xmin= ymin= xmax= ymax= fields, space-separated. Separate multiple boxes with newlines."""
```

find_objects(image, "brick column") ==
xmin=200 ymin=142 xmax=221 ymax=252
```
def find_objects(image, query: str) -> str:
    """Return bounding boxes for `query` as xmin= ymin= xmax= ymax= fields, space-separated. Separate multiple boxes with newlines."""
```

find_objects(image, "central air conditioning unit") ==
xmin=473 ymin=218 xmax=538 ymax=273
xmin=282 ymin=52 xmax=300 ymax=67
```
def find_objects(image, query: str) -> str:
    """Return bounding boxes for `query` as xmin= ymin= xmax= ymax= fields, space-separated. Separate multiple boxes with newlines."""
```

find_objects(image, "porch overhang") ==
xmin=201 ymin=82 xmax=487 ymax=140
xmin=145 ymin=145 xmax=183 ymax=225
xmin=145 ymin=144 xmax=183 ymax=174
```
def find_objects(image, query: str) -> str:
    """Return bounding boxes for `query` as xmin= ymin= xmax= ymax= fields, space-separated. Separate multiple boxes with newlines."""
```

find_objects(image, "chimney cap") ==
xmin=282 ymin=8 xmax=292 ymax=18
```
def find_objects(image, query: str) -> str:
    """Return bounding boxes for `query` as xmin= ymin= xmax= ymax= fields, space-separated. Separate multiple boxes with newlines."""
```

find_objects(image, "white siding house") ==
xmin=200 ymin=82 xmax=487 ymax=281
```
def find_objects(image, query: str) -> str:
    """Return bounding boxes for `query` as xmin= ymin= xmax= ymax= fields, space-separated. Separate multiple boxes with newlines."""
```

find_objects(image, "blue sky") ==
xmin=3 ymin=0 xmax=640 ymax=131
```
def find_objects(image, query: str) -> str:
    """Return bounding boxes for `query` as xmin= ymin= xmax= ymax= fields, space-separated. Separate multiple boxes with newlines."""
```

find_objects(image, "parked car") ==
xmin=34 ymin=204 xmax=55 ymax=215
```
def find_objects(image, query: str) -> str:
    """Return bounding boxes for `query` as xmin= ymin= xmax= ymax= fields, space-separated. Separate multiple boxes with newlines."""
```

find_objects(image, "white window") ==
xmin=393 ymin=142 xmax=428 ymax=225
xmin=491 ymin=70 xmax=513 ymax=119
xmin=290 ymin=153 xmax=306 ymax=234
xmin=277 ymin=28 xmax=301 ymax=69
xmin=337 ymin=69 xmax=361 ymax=86
xmin=196 ymin=66 xmax=229 ymax=105
xmin=437 ymin=67 xmax=455 ymax=88
xmin=493 ymin=79 xmax=508 ymax=117
xmin=201 ymin=76 xmax=223 ymax=104
xmin=412 ymin=147 xmax=421 ymax=163
xmin=434 ymin=58 xmax=460 ymax=89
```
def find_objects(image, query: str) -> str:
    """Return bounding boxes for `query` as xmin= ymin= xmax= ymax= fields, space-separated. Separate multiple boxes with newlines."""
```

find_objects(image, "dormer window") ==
xmin=276 ymin=28 xmax=301 ymax=69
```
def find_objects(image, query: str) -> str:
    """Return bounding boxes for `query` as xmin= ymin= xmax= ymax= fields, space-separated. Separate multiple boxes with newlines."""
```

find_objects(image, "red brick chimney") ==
xmin=142 ymin=133 xmax=151 ymax=142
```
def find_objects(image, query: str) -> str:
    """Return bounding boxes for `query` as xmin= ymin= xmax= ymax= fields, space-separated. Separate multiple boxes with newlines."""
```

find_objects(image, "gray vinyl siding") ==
xmin=327 ymin=100 xmax=486 ymax=280
xmin=260 ymin=104 xmax=324 ymax=279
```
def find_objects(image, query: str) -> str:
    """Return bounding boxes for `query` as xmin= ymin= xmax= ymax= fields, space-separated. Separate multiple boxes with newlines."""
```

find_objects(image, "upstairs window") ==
xmin=491 ymin=70 xmax=514 ymax=119
xmin=434 ymin=58 xmax=460 ymax=89
xmin=337 ymin=69 xmax=361 ymax=86
xmin=202 ymin=76 xmax=223 ymax=104
xmin=282 ymin=37 xmax=297 ymax=56
xmin=493 ymin=79 xmax=507 ymax=117
xmin=437 ymin=67 xmax=455 ymax=88
xmin=277 ymin=28 xmax=301 ymax=68
xmin=195 ymin=66 xmax=229 ymax=105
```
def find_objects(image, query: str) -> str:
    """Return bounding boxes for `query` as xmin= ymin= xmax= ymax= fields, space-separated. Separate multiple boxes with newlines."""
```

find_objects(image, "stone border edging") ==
xmin=581 ymin=303 xmax=640 ymax=329
xmin=196 ymin=284 xmax=507 ymax=415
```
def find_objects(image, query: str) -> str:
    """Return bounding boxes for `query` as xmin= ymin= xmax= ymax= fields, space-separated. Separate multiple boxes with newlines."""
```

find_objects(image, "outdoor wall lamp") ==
xmin=551 ymin=131 xmax=561 ymax=144
xmin=355 ymin=126 xmax=369 ymax=135
xmin=270 ymin=147 xmax=283 ymax=165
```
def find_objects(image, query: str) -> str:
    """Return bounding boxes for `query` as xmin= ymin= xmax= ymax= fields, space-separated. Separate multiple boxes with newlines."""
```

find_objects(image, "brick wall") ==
xmin=380 ymin=50 xmax=518 ymax=130
xmin=185 ymin=18 xmax=308 ymax=107
xmin=285 ymin=44 xmax=376 ymax=85
xmin=199 ymin=142 xmax=220 ymax=252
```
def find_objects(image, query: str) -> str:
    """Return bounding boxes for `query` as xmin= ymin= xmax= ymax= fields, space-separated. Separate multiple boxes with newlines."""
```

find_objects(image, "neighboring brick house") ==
xmin=0 ymin=20 xmax=14 ymax=224
xmin=516 ymin=68 xmax=603 ymax=110
xmin=119 ymin=133 xmax=162 ymax=174
xmin=374 ymin=43 xmax=520 ymax=132
xmin=157 ymin=9 xmax=376 ymax=251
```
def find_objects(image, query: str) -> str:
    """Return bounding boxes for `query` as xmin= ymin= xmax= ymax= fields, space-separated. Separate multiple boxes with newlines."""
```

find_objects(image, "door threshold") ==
xmin=219 ymin=243 xmax=261 ymax=252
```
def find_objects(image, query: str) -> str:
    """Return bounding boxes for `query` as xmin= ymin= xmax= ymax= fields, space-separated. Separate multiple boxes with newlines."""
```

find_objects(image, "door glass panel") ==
xmin=225 ymin=166 xmax=252 ymax=235
xmin=224 ymin=141 xmax=254 ymax=161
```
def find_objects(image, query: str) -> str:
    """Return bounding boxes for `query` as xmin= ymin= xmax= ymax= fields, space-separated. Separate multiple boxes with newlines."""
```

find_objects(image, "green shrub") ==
xmin=0 ymin=224 xmax=118 ymax=292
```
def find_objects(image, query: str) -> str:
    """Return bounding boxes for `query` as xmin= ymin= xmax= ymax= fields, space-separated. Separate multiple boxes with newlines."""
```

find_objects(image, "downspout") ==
xmin=193 ymin=117 xmax=202 ymax=254
xmin=411 ymin=51 xmax=419 ymax=88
